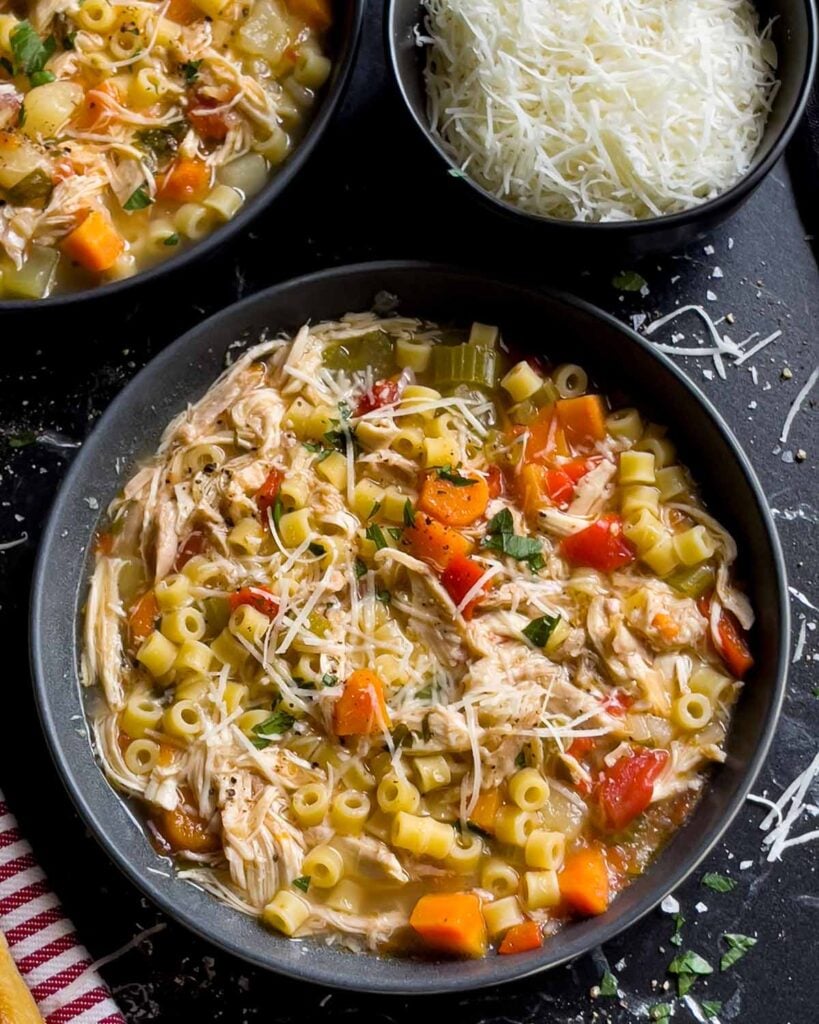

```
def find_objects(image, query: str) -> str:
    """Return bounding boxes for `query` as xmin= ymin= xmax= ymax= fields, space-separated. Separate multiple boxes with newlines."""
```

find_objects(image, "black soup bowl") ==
xmin=386 ymin=0 xmax=818 ymax=256
xmin=31 ymin=262 xmax=788 ymax=994
xmin=0 ymin=1 xmax=364 ymax=315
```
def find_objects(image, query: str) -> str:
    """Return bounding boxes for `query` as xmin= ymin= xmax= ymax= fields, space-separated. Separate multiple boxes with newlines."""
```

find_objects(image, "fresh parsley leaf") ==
xmin=365 ymin=523 xmax=387 ymax=551
xmin=308 ymin=542 xmax=325 ymax=556
xmin=368 ymin=500 xmax=382 ymax=519
xmin=669 ymin=950 xmax=712 ymax=997
xmin=387 ymin=527 xmax=403 ymax=542
xmin=599 ymin=971 xmax=617 ymax=997
xmin=10 ymin=22 xmax=56 ymax=77
xmin=163 ymin=233 xmax=180 ymax=246
xmin=482 ymin=508 xmax=544 ymax=570
xmin=181 ymin=58 xmax=203 ymax=83
xmin=376 ymin=589 xmax=390 ymax=605
xmin=292 ymin=875 xmax=311 ymax=893
xmin=252 ymin=709 xmax=295 ymax=746
xmin=702 ymin=872 xmax=737 ymax=893
xmin=30 ymin=69 xmax=55 ymax=86
xmin=670 ymin=912 xmax=685 ymax=947
xmin=485 ymin=508 xmax=514 ymax=535
xmin=515 ymin=750 xmax=526 ymax=768
xmin=437 ymin=464 xmax=476 ymax=487
xmin=720 ymin=933 xmax=756 ymax=971
xmin=7 ymin=430 xmax=37 ymax=448
xmin=649 ymin=1005 xmax=673 ymax=1021
xmin=123 ymin=185 xmax=153 ymax=211
xmin=701 ymin=1001 xmax=722 ymax=1020
xmin=612 ymin=270 xmax=647 ymax=292
xmin=354 ymin=557 xmax=367 ymax=579
xmin=403 ymin=499 xmax=415 ymax=528
xmin=135 ymin=122 xmax=187 ymax=163
xmin=522 ymin=614 xmax=560 ymax=648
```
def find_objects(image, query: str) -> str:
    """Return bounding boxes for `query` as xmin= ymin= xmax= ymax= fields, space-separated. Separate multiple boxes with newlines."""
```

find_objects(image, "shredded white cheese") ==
xmin=750 ymin=752 xmax=819 ymax=861
xmin=423 ymin=0 xmax=778 ymax=222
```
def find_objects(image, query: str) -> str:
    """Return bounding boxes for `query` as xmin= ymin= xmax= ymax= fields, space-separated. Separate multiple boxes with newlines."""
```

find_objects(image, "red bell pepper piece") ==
xmin=486 ymin=464 xmax=504 ymax=499
xmin=597 ymin=748 xmax=669 ymax=831
xmin=601 ymin=689 xmax=633 ymax=717
xmin=229 ymin=585 xmax=279 ymax=618
xmin=355 ymin=379 xmax=401 ymax=417
xmin=716 ymin=608 xmax=753 ymax=678
xmin=440 ymin=554 xmax=490 ymax=620
xmin=255 ymin=468 xmax=283 ymax=517
xmin=559 ymin=514 xmax=635 ymax=571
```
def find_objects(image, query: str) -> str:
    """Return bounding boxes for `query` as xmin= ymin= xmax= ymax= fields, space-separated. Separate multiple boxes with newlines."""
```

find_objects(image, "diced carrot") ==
xmin=652 ymin=612 xmax=679 ymax=643
xmin=187 ymin=95 xmax=240 ymax=142
xmin=285 ymin=0 xmax=332 ymax=31
xmin=409 ymin=892 xmax=487 ymax=959
xmin=404 ymin=512 xmax=473 ymax=571
xmin=516 ymin=463 xmax=548 ymax=519
xmin=558 ymin=846 xmax=610 ymax=916
xmin=62 ymin=210 xmax=124 ymax=273
xmin=440 ymin=554 xmax=490 ymax=620
xmin=255 ymin=467 xmax=283 ymax=518
xmin=524 ymin=408 xmax=569 ymax=463
xmin=94 ymin=531 xmax=114 ymax=556
xmin=159 ymin=158 xmax=210 ymax=203
xmin=155 ymin=802 xmax=221 ymax=854
xmin=418 ymin=471 xmax=490 ymax=527
xmin=498 ymin=920 xmax=542 ymax=955
xmin=716 ymin=608 xmax=753 ymax=679
xmin=73 ymin=81 xmax=121 ymax=131
xmin=469 ymin=788 xmax=501 ymax=834
xmin=333 ymin=669 xmax=391 ymax=736
xmin=555 ymin=396 xmax=607 ymax=445
xmin=166 ymin=0 xmax=201 ymax=24
xmin=128 ymin=590 xmax=159 ymax=646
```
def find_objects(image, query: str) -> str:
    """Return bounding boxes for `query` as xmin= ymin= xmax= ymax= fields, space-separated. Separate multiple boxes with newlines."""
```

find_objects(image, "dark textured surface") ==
xmin=1 ymin=7 xmax=818 ymax=1023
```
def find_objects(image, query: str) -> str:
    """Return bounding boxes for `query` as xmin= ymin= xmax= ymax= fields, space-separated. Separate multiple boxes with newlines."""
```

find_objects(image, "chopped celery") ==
xmin=432 ymin=343 xmax=497 ymax=390
xmin=203 ymin=596 xmax=231 ymax=637
xmin=322 ymin=331 xmax=395 ymax=376
xmin=667 ymin=563 xmax=715 ymax=599
xmin=4 ymin=169 xmax=54 ymax=206
xmin=509 ymin=399 xmax=538 ymax=425
xmin=2 ymin=245 xmax=59 ymax=299
xmin=531 ymin=380 xmax=559 ymax=408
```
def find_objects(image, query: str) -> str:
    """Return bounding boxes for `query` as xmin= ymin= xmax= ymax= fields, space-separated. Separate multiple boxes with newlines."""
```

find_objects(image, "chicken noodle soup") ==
xmin=0 ymin=0 xmax=332 ymax=299
xmin=83 ymin=313 xmax=754 ymax=957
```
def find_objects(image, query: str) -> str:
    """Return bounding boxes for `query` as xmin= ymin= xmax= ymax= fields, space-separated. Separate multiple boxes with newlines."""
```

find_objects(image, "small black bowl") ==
xmin=387 ymin=0 xmax=818 ymax=256
xmin=0 ymin=2 xmax=364 ymax=314
xmin=31 ymin=262 xmax=788 ymax=993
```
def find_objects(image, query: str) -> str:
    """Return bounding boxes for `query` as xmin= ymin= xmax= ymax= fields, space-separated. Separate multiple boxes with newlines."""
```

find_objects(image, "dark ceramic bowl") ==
xmin=0 ymin=2 xmax=364 ymax=313
xmin=30 ymin=262 xmax=788 ymax=994
xmin=386 ymin=0 xmax=818 ymax=256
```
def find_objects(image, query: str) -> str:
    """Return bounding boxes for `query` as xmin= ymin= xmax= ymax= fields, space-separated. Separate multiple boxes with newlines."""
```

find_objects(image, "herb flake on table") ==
xmin=669 ymin=911 xmax=685 ymax=947
xmin=649 ymin=1006 xmax=673 ymax=1021
xmin=702 ymin=872 xmax=737 ymax=893
xmin=612 ymin=270 xmax=646 ymax=292
xmin=701 ymin=1001 xmax=722 ymax=1020
xmin=720 ymin=933 xmax=756 ymax=971
xmin=668 ymin=949 xmax=712 ymax=996
xmin=599 ymin=970 xmax=618 ymax=997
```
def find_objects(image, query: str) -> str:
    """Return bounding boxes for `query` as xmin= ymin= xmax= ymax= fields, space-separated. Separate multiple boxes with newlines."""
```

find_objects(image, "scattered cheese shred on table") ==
xmin=749 ymin=752 xmax=819 ymax=861
xmin=423 ymin=0 xmax=779 ymax=222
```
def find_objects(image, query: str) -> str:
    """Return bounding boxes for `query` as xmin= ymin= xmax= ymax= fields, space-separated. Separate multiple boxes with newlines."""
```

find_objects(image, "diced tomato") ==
xmin=597 ymin=748 xmax=669 ymax=831
xmin=187 ymin=94 xmax=240 ymax=142
xmin=174 ymin=530 xmax=204 ymax=570
xmin=229 ymin=586 xmax=279 ymax=618
xmin=355 ymin=378 xmax=400 ymax=417
xmin=716 ymin=608 xmax=753 ymax=678
xmin=486 ymin=464 xmax=504 ymax=498
xmin=543 ymin=458 xmax=592 ymax=507
xmin=440 ymin=554 xmax=490 ymax=620
xmin=498 ymin=920 xmax=542 ymax=955
xmin=566 ymin=736 xmax=595 ymax=760
xmin=559 ymin=514 xmax=635 ymax=572
xmin=601 ymin=690 xmax=633 ymax=717
xmin=256 ymin=468 xmax=284 ymax=517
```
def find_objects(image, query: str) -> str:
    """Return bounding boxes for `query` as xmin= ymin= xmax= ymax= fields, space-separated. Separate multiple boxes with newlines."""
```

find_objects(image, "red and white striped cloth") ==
xmin=0 ymin=794 xmax=127 ymax=1023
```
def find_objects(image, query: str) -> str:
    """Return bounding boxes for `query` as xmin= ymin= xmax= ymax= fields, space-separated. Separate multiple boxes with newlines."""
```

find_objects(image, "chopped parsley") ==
xmin=135 ymin=122 xmax=187 ymax=164
xmin=368 ymin=500 xmax=382 ymax=519
xmin=9 ymin=21 xmax=56 ymax=79
xmin=30 ymin=69 xmax=55 ymax=86
xmin=376 ymin=589 xmax=391 ymax=605
xmin=7 ymin=430 xmax=37 ymax=448
xmin=163 ymin=233 xmax=180 ymax=247
xmin=514 ymin=750 xmax=526 ymax=768
xmin=701 ymin=872 xmax=737 ymax=893
xmin=720 ymin=933 xmax=756 ymax=971
xmin=447 ymin=167 xmax=467 ymax=179
xmin=670 ymin=911 xmax=685 ymax=947
xmin=522 ymin=613 xmax=560 ymax=648
xmin=668 ymin=950 xmax=712 ymax=997
xmin=599 ymin=971 xmax=618 ymax=997
xmin=387 ymin=527 xmax=403 ymax=543
xmin=482 ymin=508 xmax=544 ymax=571
xmin=292 ymin=875 xmax=311 ymax=893
xmin=251 ymin=709 xmax=295 ymax=747
xmin=365 ymin=523 xmax=388 ymax=551
xmin=181 ymin=59 xmax=203 ymax=83
xmin=437 ymin=465 xmax=476 ymax=487
xmin=612 ymin=270 xmax=647 ymax=292
xmin=701 ymin=1001 xmax=722 ymax=1020
xmin=403 ymin=499 xmax=415 ymax=527
xmin=123 ymin=185 xmax=153 ymax=211
xmin=354 ymin=557 xmax=368 ymax=579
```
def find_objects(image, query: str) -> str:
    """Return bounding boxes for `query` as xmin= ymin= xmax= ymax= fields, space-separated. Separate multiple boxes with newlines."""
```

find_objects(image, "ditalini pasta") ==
xmin=0 ymin=0 xmax=332 ymax=298
xmin=83 ymin=313 xmax=755 ymax=958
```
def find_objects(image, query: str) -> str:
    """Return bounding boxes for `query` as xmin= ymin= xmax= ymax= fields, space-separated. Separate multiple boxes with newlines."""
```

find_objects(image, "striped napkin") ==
xmin=0 ymin=793 xmax=126 ymax=1023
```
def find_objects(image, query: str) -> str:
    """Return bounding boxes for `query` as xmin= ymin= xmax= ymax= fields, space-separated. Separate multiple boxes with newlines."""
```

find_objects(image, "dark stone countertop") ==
xmin=0 ymin=7 xmax=816 ymax=1023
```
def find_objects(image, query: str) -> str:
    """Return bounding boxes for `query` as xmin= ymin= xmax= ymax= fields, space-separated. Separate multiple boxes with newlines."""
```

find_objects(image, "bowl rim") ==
xmin=385 ymin=0 xmax=819 ymax=232
xmin=0 ymin=1 xmax=365 ymax=313
xmin=29 ymin=260 xmax=790 ymax=994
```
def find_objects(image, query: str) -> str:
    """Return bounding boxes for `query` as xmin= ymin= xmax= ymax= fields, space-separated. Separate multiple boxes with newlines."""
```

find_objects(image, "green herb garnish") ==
xmin=482 ymin=508 xmax=544 ymax=571
xmin=7 ymin=430 xmax=37 ymax=448
xmin=292 ymin=875 xmax=311 ymax=893
xmin=670 ymin=912 xmax=685 ymax=947
xmin=365 ymin=523 xmax=388 ymax=551
xmin=668 ymin=950 xmax=712 ymax=997
xmin=514 ymin=750 xmax=526 ymax=769
xmin=403 ymin=500 xmax=415 ymax=528
xmin=10 ymin=21 xmax=56 ymax=78
xmin=612 ymin=270 xmax=647 ymax=292
xmin=181 ymin=59 xmax=203 ymax=83
xmin=123 ymin=185 xmax=153 ymax=211
xmin=649 ymin=1005 xmax=673 ymax=1021
xmin=271 ymin=494 xmax=284 ymax=529
xmin=387 ymin=527 xmax=403 ymax=543
xmin=522 ymin=614 xmax=560 ymax=648
xmin=368 ymin=500 xmax=382 ymax=519
xmin=376 ymin=589 xmax=390 ymax=605
xmin=437 ymin=465 xmax=476 ymax=487
xmin=354 ymin=557 xmax=368 ymax=579
xmin=251 ymin=709 xmax=295 ymax=748
xmin=720 ymin=933 xmax=756 ymax=971
xmin=321 ymin=673 xmax=337 ymax=688
xmin=163 ymin=233 xmax=180 ymax=247
xmin=702 ymin=1001 xmax=722 ymax=1020
xmin=30 ymin=69 xmax=55 ymax=86
xmin=135 ymin=122 xmax=187 ymax=163
xmin=702 ymin=872 xmax=737 ymax=893
xmin=599 ymin=971 xmax=617 ymax=997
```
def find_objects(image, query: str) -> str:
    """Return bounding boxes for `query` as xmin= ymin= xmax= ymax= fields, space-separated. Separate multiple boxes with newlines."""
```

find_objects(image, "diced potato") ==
xmin=21 ymin=82 xmax=84 ymax=140
xmin=237 ymin=0 xmax=289 ymax=62
xmin=0 ymin=132 xmax=47 ymax=189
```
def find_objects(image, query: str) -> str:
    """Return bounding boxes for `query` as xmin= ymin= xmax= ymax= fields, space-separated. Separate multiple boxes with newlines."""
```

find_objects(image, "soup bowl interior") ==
xmin=30 ymin=262 xmax=788 ymax=994
xmin=386 ymin=0 xmax=817 ymax=248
